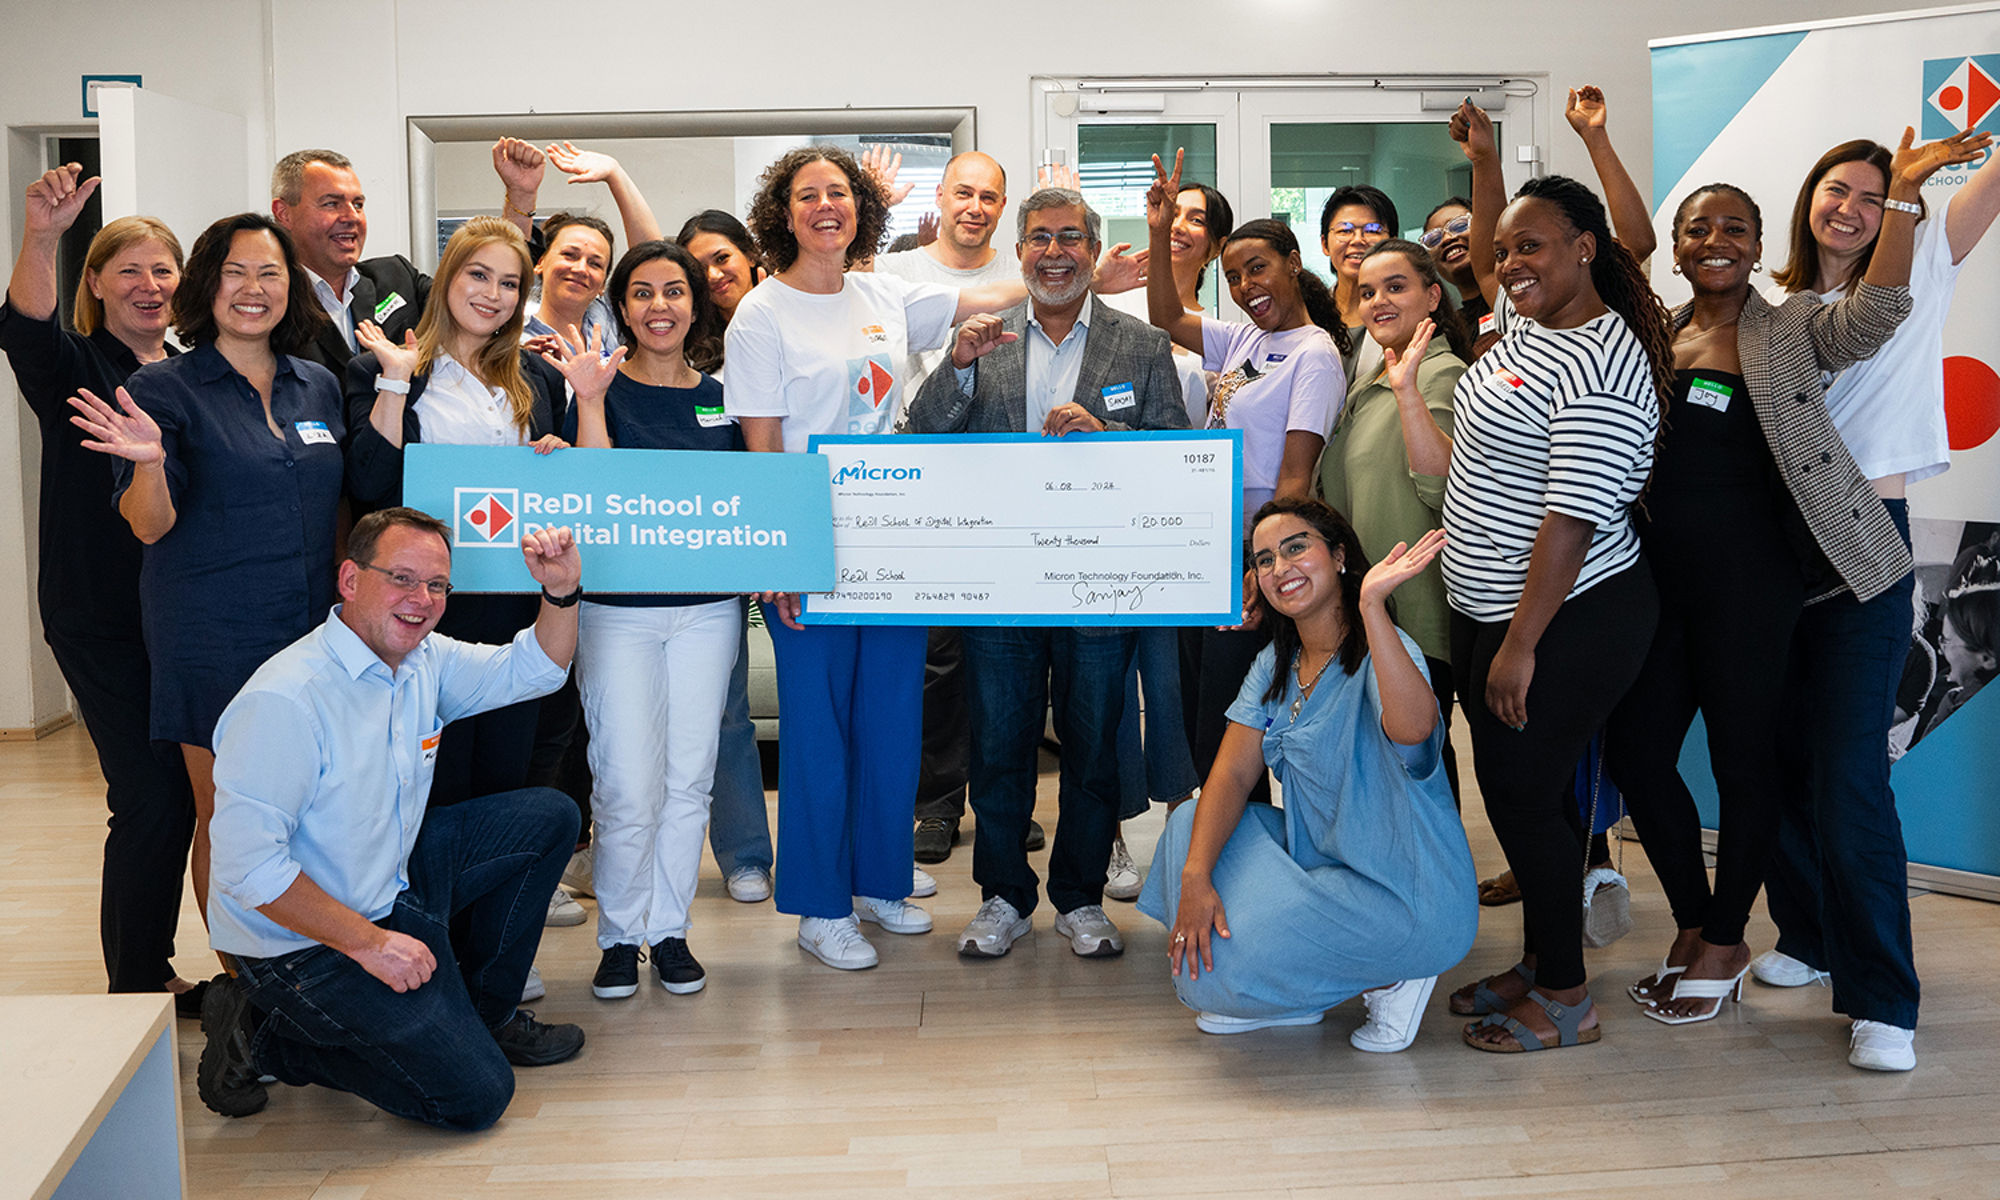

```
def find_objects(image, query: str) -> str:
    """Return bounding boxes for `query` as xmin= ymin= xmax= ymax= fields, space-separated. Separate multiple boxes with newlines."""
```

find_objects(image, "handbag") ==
xmin=1577 ymin=731 xmax=1633 ymax=949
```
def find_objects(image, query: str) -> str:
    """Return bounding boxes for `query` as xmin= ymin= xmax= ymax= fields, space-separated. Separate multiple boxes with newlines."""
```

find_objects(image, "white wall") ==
xmin=0 ymin=0 xmax=1919 ymax=728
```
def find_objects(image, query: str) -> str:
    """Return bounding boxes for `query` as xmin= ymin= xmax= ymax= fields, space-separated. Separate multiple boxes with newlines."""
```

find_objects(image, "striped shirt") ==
xmin=1441 ymin=292 xmax=1659 ymax=621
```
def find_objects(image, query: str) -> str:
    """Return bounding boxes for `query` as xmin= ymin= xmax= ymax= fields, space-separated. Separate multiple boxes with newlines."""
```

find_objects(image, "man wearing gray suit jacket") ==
xmin=906 ymin=188 xmax=1186 ymax=961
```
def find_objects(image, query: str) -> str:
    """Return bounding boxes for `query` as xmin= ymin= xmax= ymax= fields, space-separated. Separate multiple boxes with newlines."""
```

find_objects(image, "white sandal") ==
xmin=1642 ymin=966 xmax=1749 ymax=1026
xmin=1628 ymin=957 xmax=1685 ymax=1008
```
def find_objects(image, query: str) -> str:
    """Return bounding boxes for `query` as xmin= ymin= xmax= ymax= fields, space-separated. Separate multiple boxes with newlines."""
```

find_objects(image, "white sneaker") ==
xmin=1751 ymin=949 xmax=1830 ymax=988
xmin=957 ymin=896 xmax=1032 ymax=957
xmin=726 ymin=866 xmax=772 ymax=903
xmin=911 ymin=866 xmax=937 ymax=898
xmin=545 ymin=886 xmax=586 ymax=927
xmin=1053 ymin=904 xmax=1124 ymax=958
xmin=798 ymin=915 xmax=878 ymax=970
xmin=1849 ymin=1020 xmax=1916 ymax=1071
xmin=561 ymin=844 xmax=595 ymax=898
xmin=853 ymin=895 xmax=933 ymax=934
xmin=1104 ymin=835 xmax=1142 ymax=901
xmin=520 ymin=964 xmax=546 ymax=1003
xmin=1196 ymin=1009 xmax=1324 ymax=1035
xmin=1349 ymin=976 xmax=1437 ymax=1053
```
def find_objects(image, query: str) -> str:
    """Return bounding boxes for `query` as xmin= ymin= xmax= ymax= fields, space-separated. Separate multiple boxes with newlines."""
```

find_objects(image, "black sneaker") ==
xmin=652 ymin=937 xmax=707 ymax=994
xmin=913 ymin=817 xmax=960 ymax=864
xmin=592 ymin=944 xmax=642 ymax=999
xmin=173 ymin=976 xmax=211 ymax=1020
xmin=493 ymin=1008 xmax=584 ymax=1067
xmin=197 ymin=977 xmax=268 ymax=1117
xmin=1025 ymin=818 xmax=1046 ymax=852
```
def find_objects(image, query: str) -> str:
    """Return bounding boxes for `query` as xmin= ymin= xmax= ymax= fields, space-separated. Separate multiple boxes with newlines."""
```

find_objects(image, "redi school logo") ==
xmin=1923 ymin=55 xmax=2000 ymax=139
xmin=455 ymin=488 xmax=519 ymax=547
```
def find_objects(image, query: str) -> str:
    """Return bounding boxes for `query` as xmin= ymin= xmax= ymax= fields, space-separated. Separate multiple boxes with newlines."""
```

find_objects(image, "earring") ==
xmin=1581 ymin=256 xmax=1591 ymax=265
xmin=1754 ymin=260 xmax=1764 ymax=272
xmin=1670 ymin=262 xmax=1682 ymax=275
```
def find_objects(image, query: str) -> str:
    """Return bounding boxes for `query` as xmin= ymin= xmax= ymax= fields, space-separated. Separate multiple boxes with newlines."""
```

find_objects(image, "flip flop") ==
xmin=1448 ymin=961 xmax=1534 ymax=1017
xmin=1628 ymin=957 xmax=1686 ymax=1008
xmin=1477 ymin=870 xmax=1522 ymax=907
xmin=1463 ymin=990 xmax=1601 ymax=1053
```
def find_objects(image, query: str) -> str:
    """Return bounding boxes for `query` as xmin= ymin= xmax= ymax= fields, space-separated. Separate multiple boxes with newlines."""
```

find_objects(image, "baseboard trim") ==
xmin=1699 ymin=827 xmax=2000 ymax=903
xmin=0 ymin=712 xmax=76 ymax=741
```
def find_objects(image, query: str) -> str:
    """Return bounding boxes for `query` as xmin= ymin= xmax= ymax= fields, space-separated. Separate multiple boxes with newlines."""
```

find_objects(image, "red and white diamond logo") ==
xmin=454 ymin=488 xmax=519 ymax=547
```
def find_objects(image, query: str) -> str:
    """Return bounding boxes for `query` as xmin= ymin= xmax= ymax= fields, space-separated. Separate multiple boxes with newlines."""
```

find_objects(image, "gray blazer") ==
xmin=1702 ymin=280 xmax=1913 ymax=603
xmin=904 ymin=296 xmax=1189 ymax=434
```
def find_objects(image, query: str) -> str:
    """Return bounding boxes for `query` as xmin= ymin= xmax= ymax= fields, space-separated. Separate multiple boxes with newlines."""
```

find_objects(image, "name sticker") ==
xmin=1263 ymin=352 xmax=1288 ymax=364
xmin=1478 ymin=311 xmax=1497 ymax=336
xmin=421 ymin=731 xmax=441 ymax=752
xmin=695 ymin=404 xmax=731 ymax=428
xmin=1101 ymin=383 xmax=1136 ymax=412
xmin=1686 ymin=377 xmax=1734 ymax=413
xmin=373 ymin=293 xmax=407 ymax=323
xmin=295 ymin=420 xmax=336 ymax=446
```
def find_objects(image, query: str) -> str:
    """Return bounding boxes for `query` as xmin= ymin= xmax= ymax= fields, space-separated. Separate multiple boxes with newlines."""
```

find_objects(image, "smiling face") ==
xmin=1222 ymin=237 xmax=1304 ymax=331
xmin=621 ymin=255 xmax=695 ymax=359
xmin=88 ymin=236 xmax=179 ymax=346
xmin=1493 ymin=197 xmax=1597 ymax=327
xmin=1170 ymin=188 xmax=1219 ymax=269
xmin=936 ymin=154 xmax=1006 ymax=254
xmin=338 ymin=523 xmax=452 ymax=670
xmin=1674 ymin=190 xmax=1760 ymax=299
xmin=1017 ymin=203 xmax=1096 ymax=308
xmin=1322 ymin=203 xmax=1389 ymax=284
xmin=537 ymin=225 xmax=611 ymax=316
xmin=684 ymin=232 xmax=757 ymax=316
xmin=1940 ymin=611 xmax=1998 ymax=684
xmin=1808 ymin=159 xmax=1887 ymax=265
xmin=1253 ymin=513 xmax=1345 ymax=619
xmin=785 ymin=159 xmax=858 ymax=261
xmin=446 ymin=242 xmax=524 ymax=347
xmin=274 ymin=160 xmax=366 ymax=283
xmin=210 ymin=228 xmax=289 ymax=343
xmin=1357 ymin=250 xmax=1441 ymax=354
xmin=1424 ymin=202 xmax=1474 ymax=283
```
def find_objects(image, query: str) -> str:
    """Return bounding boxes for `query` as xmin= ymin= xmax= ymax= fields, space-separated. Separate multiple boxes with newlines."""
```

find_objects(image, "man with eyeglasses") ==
xmin=906 ymin=188 xmax=1186 ymax=960
xmin=195 ymin=506 xmax=589 ymax=1130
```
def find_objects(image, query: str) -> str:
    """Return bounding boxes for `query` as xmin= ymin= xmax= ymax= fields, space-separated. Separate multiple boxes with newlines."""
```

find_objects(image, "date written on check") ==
xmin=803 ymin=431 xmax=1243 ymax=627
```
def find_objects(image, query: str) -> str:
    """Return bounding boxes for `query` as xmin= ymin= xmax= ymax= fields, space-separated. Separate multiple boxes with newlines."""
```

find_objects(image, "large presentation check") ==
xmin=801 ymin=432 xmax=1242 ymax=626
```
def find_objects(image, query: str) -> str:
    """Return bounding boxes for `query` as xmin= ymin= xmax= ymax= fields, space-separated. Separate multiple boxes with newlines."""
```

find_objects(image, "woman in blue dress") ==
xmin=1139 ymin=499 xmax=1477 ymax=1047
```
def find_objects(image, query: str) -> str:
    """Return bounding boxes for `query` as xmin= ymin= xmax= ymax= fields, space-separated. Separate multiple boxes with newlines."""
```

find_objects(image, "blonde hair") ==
xmin=74 ymin=217 xmax=183 ymax=336
xmin=414 ymin=217 xmax=535 ymax=434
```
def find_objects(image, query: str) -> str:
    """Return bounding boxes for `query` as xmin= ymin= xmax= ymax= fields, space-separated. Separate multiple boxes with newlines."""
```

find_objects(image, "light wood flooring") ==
xmin=3 ymin=721 xmax=1999 ymax=1199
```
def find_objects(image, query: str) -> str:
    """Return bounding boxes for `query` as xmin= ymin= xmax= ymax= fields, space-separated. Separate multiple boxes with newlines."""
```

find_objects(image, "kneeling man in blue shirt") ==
xmin=198 ymin=505 xmax=586 ymax=1130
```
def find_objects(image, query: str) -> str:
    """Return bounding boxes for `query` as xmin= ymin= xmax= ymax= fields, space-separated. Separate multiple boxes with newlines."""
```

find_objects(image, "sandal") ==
xmin=1476 ymin=870 xmax=1521 ymax=907
xmin=1448 ymin=961 xmax=1534 ymax=1017
xmin=1463 ymin=990 xmax=1601 ymax=1053
xmin=1643 ymin=966 xmax=1748 ymax=1026
xmin=1627 ymin=957 xmax=1686 ymax=1008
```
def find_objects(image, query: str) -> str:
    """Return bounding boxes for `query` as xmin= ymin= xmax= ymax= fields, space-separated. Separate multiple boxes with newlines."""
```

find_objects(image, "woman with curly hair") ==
xmin=724 ymin=145 xmax=1021 ymax=969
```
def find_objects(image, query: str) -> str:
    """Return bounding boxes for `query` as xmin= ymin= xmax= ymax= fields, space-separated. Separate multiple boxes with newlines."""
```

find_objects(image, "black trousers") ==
xmin=47 ymin=626 xmax=195 ymax=993
xmin=1179 ymin=624 xmax=1273 ymax=806
xmin=1453 ymin=561 xmax=1657 ymax=992
xmin=428 ymin=595 xmax=541 ymax=810
xmin=913 ymin=627 xmax=970 ymax=823
xmin=1424 ymin=654 xmax=1462 ymax=808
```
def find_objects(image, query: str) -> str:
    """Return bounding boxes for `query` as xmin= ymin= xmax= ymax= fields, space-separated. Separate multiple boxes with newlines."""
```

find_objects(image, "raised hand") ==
xmin=1450 ymin=99 xmax=1497 ymax=163
xmin=1093 ymin=243 xmax=1148 ymax=294
xmin=1359 ymin=529 xmax=1447 ymax=610
xmin=950 ymin=313 xmax=1017 ymax=368
xmin=356 ymin=320 xmax=419 ymax=381
xmin=917 ymin=210 xmax=940 ymax=247
xmin=541 ymin=322 xmax=626 ymax=400
xmin=24 ymin=164 xmax=100 ymax=238
xmin=1892 ymin=124 xmax=1993 ymax=190
xmin=1564 ymin=85 xmax=1609 ymax=136
xmin=1381 ymin=318 xmax=1435 ymax=398
xmin=544 ymin=141 xmax=619 ymax=184
xmin=1036 ymin=161 xmax=1081 ymax=192
xmin=68 ymin=386 xmax=164 ymax=464
xmin=1146 ymin=149 xmax=1185 ymax=234
xmin=522 ymin=525 xmax=581 ymax=596
xmin=860 ymin=144 xmax=913 ymax=206
xmin=491 ymin=137 xmax=545 ymax=195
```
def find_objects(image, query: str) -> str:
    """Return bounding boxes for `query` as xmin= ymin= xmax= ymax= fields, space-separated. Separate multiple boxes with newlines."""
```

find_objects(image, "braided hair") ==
xmin=1511 ymin=175 xmax=1676 ymax=426
xmin=1223 ymin=218 xmax=1352 ymax=356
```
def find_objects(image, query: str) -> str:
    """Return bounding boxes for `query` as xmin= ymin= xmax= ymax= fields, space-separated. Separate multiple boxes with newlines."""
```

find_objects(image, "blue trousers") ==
xmin=1116 ymin=626 xmax=1199 ymax=819
xmin=964 ymin=626 xmax=1135 ymax=917
xmin=1765 ymin=499 xmax=1919 ymax=1029
xmin=766 ymin=621 xmax=925 ymax=917
xmin=708 ymin=605 xmax=774 ymax=876
xmin=233 ymin=787 xmax=578 ymax=1131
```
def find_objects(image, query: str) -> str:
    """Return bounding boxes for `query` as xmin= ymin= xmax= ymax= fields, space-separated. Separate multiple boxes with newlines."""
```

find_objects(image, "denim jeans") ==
xmin=1765 ymin=499 xmax=1920 ymax=1029
xmin=708 ymin=602 xmax=774 ymax=877
xmin=964 ymin=626 xmax=1135 ymax=917
xmin=1115 ymin=626 xmax=1199 ymax=820
xmin=233 ymin=787 xmax=578 ymax=1131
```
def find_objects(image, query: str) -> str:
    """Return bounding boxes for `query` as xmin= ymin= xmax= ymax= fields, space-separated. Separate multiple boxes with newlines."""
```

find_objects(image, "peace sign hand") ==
xmin=1146 ymin=148 xmax=1185 ymax=235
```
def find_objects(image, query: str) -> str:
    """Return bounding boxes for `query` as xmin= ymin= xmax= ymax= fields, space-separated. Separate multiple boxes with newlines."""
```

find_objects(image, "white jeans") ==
xmin=576 ymin=598 xmax=739 ymax=948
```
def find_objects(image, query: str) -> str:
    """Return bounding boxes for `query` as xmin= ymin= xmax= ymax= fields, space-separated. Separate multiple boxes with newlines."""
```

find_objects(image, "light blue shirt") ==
xmin=954 ymin=299 xmax=1095 ymax=431
xmin=207 ymin=608 xmax=567 ymax=958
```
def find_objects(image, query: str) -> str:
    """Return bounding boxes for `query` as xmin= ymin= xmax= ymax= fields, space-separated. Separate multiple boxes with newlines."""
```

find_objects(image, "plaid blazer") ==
xmin=1702 ymin=281 xmax=1913 ymax=603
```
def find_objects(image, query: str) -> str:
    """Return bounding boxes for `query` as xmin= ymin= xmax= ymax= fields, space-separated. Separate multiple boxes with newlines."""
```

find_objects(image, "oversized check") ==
xmin=800 ymin=432 xmax=1242 ymax=626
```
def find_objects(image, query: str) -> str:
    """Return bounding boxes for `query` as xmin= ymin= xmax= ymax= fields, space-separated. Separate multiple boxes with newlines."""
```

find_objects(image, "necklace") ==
xmin=1290 ymin=646 xmax=1336 ymax=722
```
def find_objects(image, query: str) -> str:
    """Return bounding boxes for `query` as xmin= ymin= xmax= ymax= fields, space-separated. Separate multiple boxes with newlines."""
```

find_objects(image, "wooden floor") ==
xmin=5 ymin=722 xmax=2000 ymax=1199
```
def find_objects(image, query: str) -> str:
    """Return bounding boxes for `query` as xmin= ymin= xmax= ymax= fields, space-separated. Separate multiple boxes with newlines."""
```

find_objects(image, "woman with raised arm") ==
xmin=1417 ymin=101 xmax=1671 ymax=1053
xmin=1139 ymin=501 xmax=1476 ymax=1047
xmin=0 ymin=165 xmax=198 ymax=1004
xmin=543 ymin=239 xmax=742 ymax=1000
xmin=1146 ymin=149 xmax=1345 ymax=811
xmin=69 ymin=213 xmax=343 ymax=957
xmin=723 ymin=145 xmax=1023 ymax=970
xmin=1321 ymin=239 xmax=1471 ymax=803
xmin=1753 ymin=124 xmax=2000 ymax=1073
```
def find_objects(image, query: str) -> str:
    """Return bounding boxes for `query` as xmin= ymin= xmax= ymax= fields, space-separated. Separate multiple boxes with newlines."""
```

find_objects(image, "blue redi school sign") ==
xmin=404 ymin=444 xmax=835 ymax=594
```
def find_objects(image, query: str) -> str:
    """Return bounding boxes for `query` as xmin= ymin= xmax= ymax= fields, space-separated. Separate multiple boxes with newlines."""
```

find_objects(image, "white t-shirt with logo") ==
xmin=722 ymin=273 xmax=959 ymax=453
xmin=874 ymin=247 xmax=1020 ymax=402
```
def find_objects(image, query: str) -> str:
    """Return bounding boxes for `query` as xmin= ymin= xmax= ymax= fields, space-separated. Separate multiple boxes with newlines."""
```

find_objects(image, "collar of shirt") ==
xmin=322 ymin=603 xmax=406 ymax=683
xmin=1025 ymin=297 xmax=1093 ymax=351
xmin=308 ymin=265 xmax=363 ymax=348
xmin=187 ymin=340 xmax=302 ymax=386
xmin=87 ymin=323 xmax=175 ymax=374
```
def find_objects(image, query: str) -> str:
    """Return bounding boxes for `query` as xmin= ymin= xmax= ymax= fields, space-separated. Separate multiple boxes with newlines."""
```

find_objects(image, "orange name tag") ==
xmin=422 ymin=732 xmax=442 ymax=752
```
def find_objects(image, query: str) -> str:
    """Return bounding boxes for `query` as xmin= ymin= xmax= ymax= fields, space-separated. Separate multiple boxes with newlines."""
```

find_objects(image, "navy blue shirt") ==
xmin=115 ymin=343 xmax=345 ymax=746
xmin=0 ymin=299 xmax=165 ymax=635
xmin=564 ymin=371 xmax=741 ymax=607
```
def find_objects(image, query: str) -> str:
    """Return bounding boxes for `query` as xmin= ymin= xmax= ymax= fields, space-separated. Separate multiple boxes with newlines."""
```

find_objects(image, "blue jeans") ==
xmin=708 ymin=605 xmax=773 ymax=876
xmin=964 ymin=626 xmax=1135 ymax=917
xmin=232 ymin=787 xmax=578 ymax=1131
xmin=1116 ymin=626 xmax=1199 ymax=820
xmin=1765 ymin=499 xmax=1919 ymax=1029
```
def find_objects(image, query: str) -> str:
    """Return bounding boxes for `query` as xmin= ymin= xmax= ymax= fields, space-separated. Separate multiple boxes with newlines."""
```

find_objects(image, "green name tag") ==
xmin=373 ymin=292 xmax=407 ymax=323
xmin=695 ymin=404 xmax=729 ymax=428
xmin=1687 ymin=377 xmax=1733 ymax=413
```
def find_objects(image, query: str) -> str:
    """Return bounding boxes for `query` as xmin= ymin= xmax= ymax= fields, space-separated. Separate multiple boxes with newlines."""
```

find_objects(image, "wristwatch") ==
xmin=541 ymin=585 xmax=583 ymax=608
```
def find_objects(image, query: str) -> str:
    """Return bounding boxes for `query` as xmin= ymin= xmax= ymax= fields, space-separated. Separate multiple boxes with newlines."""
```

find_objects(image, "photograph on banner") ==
xmin=800 ymin=431 xmax=1243 ymax=626
xmin=1893 ymin=517 xmax=2000 ymax=761
xmin=402 ymin=443 xmax=835 ymax=594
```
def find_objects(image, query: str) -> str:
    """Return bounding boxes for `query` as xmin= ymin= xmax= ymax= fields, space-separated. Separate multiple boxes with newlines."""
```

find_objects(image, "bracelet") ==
xmin=541 ymin=585 xmax=583 ymax=608
xmin=504 ymin=196 xmax=536 ymax=220
xmin=1884 ymin=197 xmax=1922 ymax=216
xmin=374 ymin=375 xmax=411 ymax=395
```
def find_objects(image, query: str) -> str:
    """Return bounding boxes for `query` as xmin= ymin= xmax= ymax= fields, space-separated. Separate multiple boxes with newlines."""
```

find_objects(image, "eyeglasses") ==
xmin=1022 ymin=230 xmax=1092 ymax=251
xmin=1251 ymin=532 xmax=1325 ymax=574
xmin=357 ymin=561 xmax=454 ymax=598
xmin=1330 ymin=221 xmax=1388 ymax=239
xmin=1419 ymin=214 xmax=1473 ymax=249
